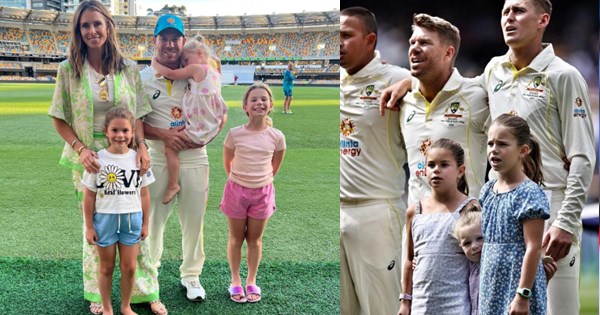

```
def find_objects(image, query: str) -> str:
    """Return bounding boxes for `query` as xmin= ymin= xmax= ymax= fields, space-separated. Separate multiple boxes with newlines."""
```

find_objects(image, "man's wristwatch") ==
xmin=399 ymin=293 xmax=413 ymax=301
xmin=516 ymin=287 xmax=532 ymax=299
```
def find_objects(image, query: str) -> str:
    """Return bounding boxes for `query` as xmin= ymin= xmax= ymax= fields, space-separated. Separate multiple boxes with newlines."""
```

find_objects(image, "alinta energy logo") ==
xmin=340 ymin=118 xmax=361 ymax=157
xmin=573 ymin=96 xmax=587 ymax=118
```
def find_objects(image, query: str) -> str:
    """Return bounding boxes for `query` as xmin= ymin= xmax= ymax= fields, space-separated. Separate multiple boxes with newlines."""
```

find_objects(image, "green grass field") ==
xmin=0 ymin=83 xmax=339 ymax=314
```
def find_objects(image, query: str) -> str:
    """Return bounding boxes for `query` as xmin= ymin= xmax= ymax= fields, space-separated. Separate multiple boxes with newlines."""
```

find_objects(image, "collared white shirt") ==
xmin=401 ymin=68 xmax=490 ymax=205
xmin=480 ymin=44 xmax=596 ymax=234
xmin=140 ymin=66 xmax=208 ymax=166
xmin=340 ymin=51 xmax=411 ymax=200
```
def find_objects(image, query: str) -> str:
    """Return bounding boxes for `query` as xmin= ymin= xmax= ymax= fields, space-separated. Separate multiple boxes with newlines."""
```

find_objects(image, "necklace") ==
xmin=91 ymin=67 xmax=109 ymax=101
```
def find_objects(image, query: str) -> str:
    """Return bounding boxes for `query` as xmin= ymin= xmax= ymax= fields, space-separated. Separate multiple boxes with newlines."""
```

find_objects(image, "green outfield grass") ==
xmin=0 ymin=83 xmax=339 ymax=314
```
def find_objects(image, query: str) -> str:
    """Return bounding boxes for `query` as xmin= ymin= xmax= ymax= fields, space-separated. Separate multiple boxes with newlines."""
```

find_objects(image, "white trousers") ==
xmin=545 ymin=189 xmax=582 ymax=315
xmin=340 ymin=199 xmax=406 ymax=315
xmin=147 ymin=164 xmax=209 ymax=279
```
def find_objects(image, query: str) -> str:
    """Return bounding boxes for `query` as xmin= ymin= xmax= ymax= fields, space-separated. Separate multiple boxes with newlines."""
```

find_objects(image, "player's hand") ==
xmin=180 ymin=133 xmax=203 ymax=149
xmin=136 ymin=144 xmax=150 ymax=175
xmin=161 ymin=126 xmax=187 ymax=152
xmin=562 ymin=156 xmax=571 ymax=171
xmin=509 ymin=295 xmax=530 ymax=315
xmin=398 ymin=301 xmax=411 ymax=315
xmin=542 ymin=225 xmax=573 ymax=261
xmin=543 ymin=258 xmax=558 ymax=282
xmin=85 ymin=228 xmax=98 ymax=245
xmin=80 ymin=148 xmax=100 ymax=174
xmin=379 ymin=77 xmax=412 ymax=116
xmin=139 ymin=224 xmax=148 ymax=241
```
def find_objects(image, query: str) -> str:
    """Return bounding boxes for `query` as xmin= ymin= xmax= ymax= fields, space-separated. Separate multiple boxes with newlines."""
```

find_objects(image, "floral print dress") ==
xmin=479 ymin=179 xmax=550 ymax=315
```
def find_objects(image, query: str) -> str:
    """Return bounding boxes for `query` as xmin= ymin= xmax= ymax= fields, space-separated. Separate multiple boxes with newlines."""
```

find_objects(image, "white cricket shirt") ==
xmin=140 ymin=66 xmax=208 ymax=166
xmin=340 ymin=51 xmax=411 ymax=200
xmin=401 ymin=68 xmax=490 ymax=205
xmin=481 ymin=44 xmax=596 ymax=233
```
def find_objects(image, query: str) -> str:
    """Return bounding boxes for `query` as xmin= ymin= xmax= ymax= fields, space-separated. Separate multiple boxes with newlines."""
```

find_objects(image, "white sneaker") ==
xmin=181 ymin=278 xmax=206 ymax=301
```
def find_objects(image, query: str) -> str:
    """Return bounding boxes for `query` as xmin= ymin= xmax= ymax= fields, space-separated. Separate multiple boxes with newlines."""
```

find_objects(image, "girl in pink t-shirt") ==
xmin=219 ymin=83 xmax=286 ymax=304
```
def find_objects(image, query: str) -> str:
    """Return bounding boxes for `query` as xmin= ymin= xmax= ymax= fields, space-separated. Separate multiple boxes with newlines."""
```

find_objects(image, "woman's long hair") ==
xmin=69 ymin=0 xmax=125 ymax=79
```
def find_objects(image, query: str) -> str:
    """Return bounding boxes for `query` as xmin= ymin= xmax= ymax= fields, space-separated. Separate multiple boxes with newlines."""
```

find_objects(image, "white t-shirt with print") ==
xmin=81 ymin=149 xmax=155 ymax=214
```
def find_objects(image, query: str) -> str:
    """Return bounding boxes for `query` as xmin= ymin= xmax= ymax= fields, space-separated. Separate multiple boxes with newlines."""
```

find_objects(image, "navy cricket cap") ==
xmin=154 ymin=14 xmax=185 ymax=36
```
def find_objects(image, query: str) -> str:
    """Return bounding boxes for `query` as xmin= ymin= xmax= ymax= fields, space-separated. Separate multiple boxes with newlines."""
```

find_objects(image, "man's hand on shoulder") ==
xmin=379 ymin=77 xmax=412 ymax=116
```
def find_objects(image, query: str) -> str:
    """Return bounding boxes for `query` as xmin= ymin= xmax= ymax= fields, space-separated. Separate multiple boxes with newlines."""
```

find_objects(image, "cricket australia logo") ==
xmin=340 ymin=118 xmax=356 ymax=137
xmin=365 ymin=85 xmax=374 ymax=96
xmin=533 ymin=76 xmax=542 ymax=88
xmin=450 ymin=102 xmax=460 ymax=114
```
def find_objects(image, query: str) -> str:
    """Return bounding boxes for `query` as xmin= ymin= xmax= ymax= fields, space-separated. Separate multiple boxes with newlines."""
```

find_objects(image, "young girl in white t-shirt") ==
xmin=219 ymin=83 xmax=286 ymax=304
xmin=82 ymin=107 xmax=155 ymax=315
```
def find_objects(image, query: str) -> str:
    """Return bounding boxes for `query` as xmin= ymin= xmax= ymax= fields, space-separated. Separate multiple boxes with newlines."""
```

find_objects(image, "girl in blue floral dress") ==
xmin=479 ymin=114 xmax=550 ymax=314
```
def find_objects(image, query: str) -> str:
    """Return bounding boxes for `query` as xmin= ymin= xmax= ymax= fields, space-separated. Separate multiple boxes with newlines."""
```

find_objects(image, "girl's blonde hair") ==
xmin=491 ymin=114 xmax=544 ymax=186
xmin=69 ymin=0 xmax=125 ymax=79
xmin=104 ymin=107 xmax=136 ymax=149
xmin=453 ymin=203 xmax=482 ymax=240
xmin=183 ymin=36 xmax=213 ymax=62
xmin=429 ymin=138 xmax=469 ymax=195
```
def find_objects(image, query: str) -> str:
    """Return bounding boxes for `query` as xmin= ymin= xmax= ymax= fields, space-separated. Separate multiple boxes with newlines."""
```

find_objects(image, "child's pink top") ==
xmin=224 ymin=125 xmax=286 ymax=188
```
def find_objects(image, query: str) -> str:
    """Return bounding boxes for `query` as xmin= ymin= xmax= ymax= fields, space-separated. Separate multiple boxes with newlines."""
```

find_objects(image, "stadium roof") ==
xmin=0 ymin=6 xmax=339 ymax=31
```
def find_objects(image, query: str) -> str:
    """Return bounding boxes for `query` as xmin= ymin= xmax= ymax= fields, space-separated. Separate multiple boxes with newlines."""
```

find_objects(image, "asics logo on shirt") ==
xmin=406 ymin=110 xmax=416 ymax=123
xmin=387 ymin=260 xmax=395 ymax=270
xmin=152 ymin=90 xmax=161 ymax=99
xmin=494 ymin=80 xmax=504 ymax=92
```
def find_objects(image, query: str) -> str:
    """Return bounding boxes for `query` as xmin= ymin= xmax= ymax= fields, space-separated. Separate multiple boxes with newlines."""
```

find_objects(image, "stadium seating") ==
xmin=0 ymin=26 xmax=339 ymax=61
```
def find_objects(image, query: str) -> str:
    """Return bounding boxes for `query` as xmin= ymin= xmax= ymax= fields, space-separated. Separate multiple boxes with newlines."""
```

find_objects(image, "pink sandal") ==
xmin=246 ymin=284 xmax=262 ymax=303
xmin=229 ymin=286 xmax=247 ymax=303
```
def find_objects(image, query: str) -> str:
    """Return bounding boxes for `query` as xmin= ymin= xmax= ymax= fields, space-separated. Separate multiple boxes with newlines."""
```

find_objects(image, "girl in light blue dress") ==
xmin=399 ymin=138 xmax=476 ymax=315
xmin=479 ymin=114 xmax=550 ymax=314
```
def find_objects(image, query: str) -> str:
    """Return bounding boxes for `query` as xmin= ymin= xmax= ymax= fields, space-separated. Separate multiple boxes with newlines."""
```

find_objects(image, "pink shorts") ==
xmin=219 ymin=179 xmax=276 ymax=220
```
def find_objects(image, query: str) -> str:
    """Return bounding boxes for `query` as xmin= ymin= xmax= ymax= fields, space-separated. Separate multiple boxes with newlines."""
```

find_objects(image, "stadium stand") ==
xmin=0 ymin=6 xmax=339 ymax=85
